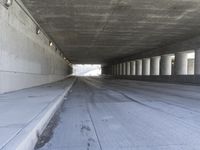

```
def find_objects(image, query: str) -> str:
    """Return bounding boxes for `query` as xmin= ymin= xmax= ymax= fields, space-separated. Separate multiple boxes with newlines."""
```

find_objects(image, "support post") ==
xmin=195 ymin=49 xmax=200 ymax=75
xmin=150 ymin=56 xmax=160 ymax=75
xmin=160 ymin=55 xmax=172 ymax=75
xmin=136 ymin=59 xmax=142 ymax=75
xmin=142 ymin=58 xmax=150 ymax=75
xmin=130 ymin=61 xmax=136 ymax=75
xmin=126 ymin=62 xmax=131 ymax=75
xmin=123 ymin=62 xmax=126 ymax=75
xmin=175 ymin=52 xmax=188 ymax=75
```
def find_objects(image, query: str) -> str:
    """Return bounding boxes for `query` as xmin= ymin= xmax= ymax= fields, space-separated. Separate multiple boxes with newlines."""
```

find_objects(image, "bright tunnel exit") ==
xmin=73 ymin=64 xmax=102 ymax=76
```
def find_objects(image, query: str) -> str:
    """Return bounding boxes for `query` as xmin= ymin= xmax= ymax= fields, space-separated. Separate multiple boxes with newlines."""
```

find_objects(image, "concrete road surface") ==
xmin=37 ymin=77 xmax=200 ymax=150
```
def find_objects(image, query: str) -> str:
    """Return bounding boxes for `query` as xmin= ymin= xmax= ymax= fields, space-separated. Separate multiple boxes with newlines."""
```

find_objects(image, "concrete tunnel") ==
xmin=1 ymin=0 xmax=200 ymax=149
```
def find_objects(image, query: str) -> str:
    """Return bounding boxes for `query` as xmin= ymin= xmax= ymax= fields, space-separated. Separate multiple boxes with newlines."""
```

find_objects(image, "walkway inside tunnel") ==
xmin=36 ymin=77 xmax=200 ymax=150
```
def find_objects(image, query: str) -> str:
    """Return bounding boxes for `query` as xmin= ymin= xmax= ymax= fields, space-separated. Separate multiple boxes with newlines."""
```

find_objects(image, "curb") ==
xmin=2 ymin=78 xmax=76 ymax=150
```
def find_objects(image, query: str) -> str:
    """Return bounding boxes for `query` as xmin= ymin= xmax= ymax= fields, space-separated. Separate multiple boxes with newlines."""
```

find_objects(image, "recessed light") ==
xmin=5 ymin=0 xmax=13 ymax=7
xmin=49 ymin=41 xmax=53 ymax=47
xmin=36 ymin=27 xmax=41 ymax=34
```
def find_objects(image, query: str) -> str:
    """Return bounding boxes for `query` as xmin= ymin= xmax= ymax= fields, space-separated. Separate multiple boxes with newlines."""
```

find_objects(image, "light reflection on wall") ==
xmin=73 ymin=64 xmax=101 ymax=76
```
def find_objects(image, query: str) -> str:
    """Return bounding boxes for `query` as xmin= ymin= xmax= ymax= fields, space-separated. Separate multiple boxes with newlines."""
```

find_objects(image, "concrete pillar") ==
xmin=142 ymin=58 xmax=150 ymax=75
xmin=195 ymin=49 xmax=200 ymax=75
xmin=136 ymin=59 xmax=142 ymax=75
xmin=130 ymin=61 xmax=136 ymax=75
xmin=188 ymin=59 xmax=194 ymax=75
xmin=126 ymin=62 xmax=131 ymax=75
xmin=113 ymin=65 xmax=115 ymax=76
xmin=116 ymin=64 xmax=118 ymax=76
xmin=115 ymin=65 xmax=117 ymax=76
xmin=117 ymin=64 xmax=120 ymax=75
xmin=150 ymin=56 xmax=160 ymax=75
xmin=175 ymin=52 xmax=188 ymax=75
xmin=116 ymin=64 xmax=118 ymax=75
xmin=121 ymin=63 xmax=124 ymax=75
xmin=113 ymin=65 xmax=116 ymax=76
xmin=123 ymin=62 xmax=126 ymax=75
xmin=120 ymin=63 xmax=123 ymax=75
xmin=118 ymin=64 xmax=120 ymax=76
xmin=111 ymin=65 xmax=114 ymax=75
xmin=160 ymin=55 xmax=172 ymax=75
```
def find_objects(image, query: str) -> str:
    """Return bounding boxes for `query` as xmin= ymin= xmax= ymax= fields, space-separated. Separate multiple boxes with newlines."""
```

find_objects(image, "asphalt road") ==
xmin=37 ymin=77 xmax=200 ymax=150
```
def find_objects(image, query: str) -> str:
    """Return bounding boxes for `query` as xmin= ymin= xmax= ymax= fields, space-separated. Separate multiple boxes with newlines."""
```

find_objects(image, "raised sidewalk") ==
xmin=0 ymin=77 xmax=75 ymax=150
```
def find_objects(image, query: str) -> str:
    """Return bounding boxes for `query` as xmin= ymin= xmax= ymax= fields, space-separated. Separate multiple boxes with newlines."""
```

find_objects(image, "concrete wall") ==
xmin=0 ymin=1 xmax=72 ymax=93
xmin=115 ymin=75 xmax=200 ymax=85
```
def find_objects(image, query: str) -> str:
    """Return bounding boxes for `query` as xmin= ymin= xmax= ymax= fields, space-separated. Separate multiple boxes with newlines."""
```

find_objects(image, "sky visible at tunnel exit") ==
xmin=72 ymin=64 xmax=101 ymax=76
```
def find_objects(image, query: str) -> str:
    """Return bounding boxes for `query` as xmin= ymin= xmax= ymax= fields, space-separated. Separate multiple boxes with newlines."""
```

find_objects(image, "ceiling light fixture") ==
xmin=49 ymin=41 xmax=53 ymax=47
xmin=4 ymin=0 xmax=13 ymax=8
xmin=36 ymin=26 xmax=41 ymax=34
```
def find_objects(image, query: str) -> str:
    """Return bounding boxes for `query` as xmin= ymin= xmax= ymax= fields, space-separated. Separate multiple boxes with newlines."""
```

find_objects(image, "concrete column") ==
xmin=121 ymin=63 xmax=124 ymax=75
xmin=136 ymin=59 xmax=142 ymax=75
xmin=117 ymin=64 xmax=120 ymax=75
xmin=111 ymin=65 xmax=114 ymax=75
xmin=113 ymin=65 xmax=116 ymax=76
xmin=126 ymin=62 xmax=131 ymax=75
xmin=175 ymin=52 xmax=188 ymax=75
xmin=113 ymin=65 xmax=114 ymax=75
xmin=195 ymin=49 xmax=200 ymax=75
xmin=120 ymin=63 xmax=123 ymax=75
xmin=123 ymin=62 xmax=126 ymax=75
xmin=118 ymin=64 xmax=120 ymax=76
xmin=142 ymin=58 xmax=150 ymax=75
xmin=130 ymin=61 xmax=136 ymax=75
xmin=150 ymin=56 xmax=160 ymax=75
xmin=188 ymin=59 xmax=194 ymax=75
xmin=160 ymin=55 xmax=172 ymax=75
xmin=116 ymin=64 xmax=118 ymax=75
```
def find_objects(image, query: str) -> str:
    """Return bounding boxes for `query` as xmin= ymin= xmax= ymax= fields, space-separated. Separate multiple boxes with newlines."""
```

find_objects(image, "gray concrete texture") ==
xmin=175 ymin=52 xmax=188 ymax=75
xmin=0 ymin=0 xmax=72 ymax=93
xmin=0 ymin=77 xmax=75 ymax=150
xmin=116 ymin=75 xmax=200 ymax=84
xmin=21 ymin=0 xmax=200 ymax=64
xmin=37 ymin=77 xmax=200 ymax=150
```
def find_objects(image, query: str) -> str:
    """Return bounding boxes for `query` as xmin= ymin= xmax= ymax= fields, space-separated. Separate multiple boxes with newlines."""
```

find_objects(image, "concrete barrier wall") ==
xmin=0 ymin=1 xmax=72 ymax=93
xmin=115 ymin=75 xmax=200 ymax=84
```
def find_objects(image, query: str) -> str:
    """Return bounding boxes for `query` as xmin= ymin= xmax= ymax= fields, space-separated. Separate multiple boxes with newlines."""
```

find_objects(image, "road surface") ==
xmin=36 ymin=77 xmax=200 ymax=150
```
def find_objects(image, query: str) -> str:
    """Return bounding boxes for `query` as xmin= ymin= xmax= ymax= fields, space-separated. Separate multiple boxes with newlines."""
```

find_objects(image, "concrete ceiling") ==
xmin=21 ymin=0 xmax=200 ymax=64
